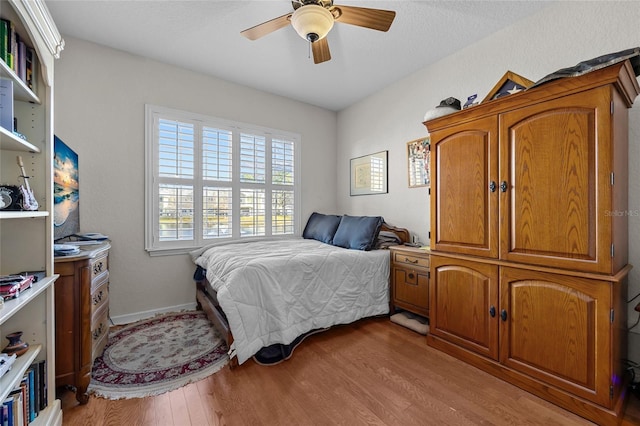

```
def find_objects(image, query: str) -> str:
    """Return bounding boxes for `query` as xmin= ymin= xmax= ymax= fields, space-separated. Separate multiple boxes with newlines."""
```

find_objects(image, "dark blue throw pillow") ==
xmin=332 ymin=215 xmax=384 ymax=251
xmin=302 ymin=212 xmax=342 ymax=244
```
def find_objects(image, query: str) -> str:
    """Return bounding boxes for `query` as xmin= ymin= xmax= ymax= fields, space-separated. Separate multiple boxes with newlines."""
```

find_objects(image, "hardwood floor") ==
xmin=59 ymin=317 xmax=640 ymax=425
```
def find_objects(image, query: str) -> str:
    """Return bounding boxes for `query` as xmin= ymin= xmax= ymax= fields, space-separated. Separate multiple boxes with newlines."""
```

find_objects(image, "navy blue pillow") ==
xmin=332 ymin=215 xmax=384 ymax=251
xmin=302 ymin=212 xmax=342 ymax=244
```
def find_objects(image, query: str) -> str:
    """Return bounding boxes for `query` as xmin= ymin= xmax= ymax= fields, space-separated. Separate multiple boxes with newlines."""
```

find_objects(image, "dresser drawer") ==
xmin=393 ymin=251 xmax=429 ymax=269
xmin=92 ymin=304 xmax=110 ymax=361
xmin=91 ymin=277 xmax=109 ymax=318
xmin=91 ymin=254 xmax=108 ymax=279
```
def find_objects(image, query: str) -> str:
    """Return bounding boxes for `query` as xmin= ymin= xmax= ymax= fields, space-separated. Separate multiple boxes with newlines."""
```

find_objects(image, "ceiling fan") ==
xmin=240 ymin=0 xmax=396 ymax=64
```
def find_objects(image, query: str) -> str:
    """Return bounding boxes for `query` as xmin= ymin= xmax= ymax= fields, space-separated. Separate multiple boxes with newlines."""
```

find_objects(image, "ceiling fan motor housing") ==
xmin=291 ymin=4 xmax=334 ymax=42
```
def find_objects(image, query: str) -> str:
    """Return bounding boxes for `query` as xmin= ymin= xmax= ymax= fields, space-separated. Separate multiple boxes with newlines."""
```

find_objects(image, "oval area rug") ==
xmin=88 ymin=311 xmax=228 ymax=400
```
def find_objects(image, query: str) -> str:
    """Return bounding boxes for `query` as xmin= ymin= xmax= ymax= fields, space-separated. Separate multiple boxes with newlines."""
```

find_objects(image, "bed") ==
xmin=190 ymin=213 xmax=410 ymax=367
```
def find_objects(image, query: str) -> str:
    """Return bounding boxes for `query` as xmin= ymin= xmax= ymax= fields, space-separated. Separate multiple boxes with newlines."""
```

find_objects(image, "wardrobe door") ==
xmin=430 ymin=116 xmax=499 ymax=258
xmin=500 ymin=267 xmax=613 ymax=407
xmin=499 ymin=87 xmax=614 ymax=274
xmin=429 ymin=255 xmax=499 ymax=360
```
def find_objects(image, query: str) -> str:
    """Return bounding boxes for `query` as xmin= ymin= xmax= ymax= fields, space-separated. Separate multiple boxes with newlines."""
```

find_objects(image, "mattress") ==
xmin=191 ymin=238 xmax=390 ymax=364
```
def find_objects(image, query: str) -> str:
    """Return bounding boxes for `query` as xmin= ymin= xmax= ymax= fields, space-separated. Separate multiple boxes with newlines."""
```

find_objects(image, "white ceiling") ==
xmin=45 ymin=0 xmax=553 ymax=111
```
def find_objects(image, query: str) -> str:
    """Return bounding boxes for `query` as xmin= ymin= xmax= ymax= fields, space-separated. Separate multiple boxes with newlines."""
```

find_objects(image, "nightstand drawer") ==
xmin=393 ymin=251 xmax=429 ymax=269
xmin=393 ymin=267 xmax=429 ymax=314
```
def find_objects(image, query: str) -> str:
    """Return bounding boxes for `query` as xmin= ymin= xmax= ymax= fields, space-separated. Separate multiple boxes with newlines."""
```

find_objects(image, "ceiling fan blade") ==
xmin=312 ymin=37 xmax=331 ymax=64
xmin=332 ymin=5 xmax=395 ymax=32
xmin=240 ymin=13 xmax=292 ymax=41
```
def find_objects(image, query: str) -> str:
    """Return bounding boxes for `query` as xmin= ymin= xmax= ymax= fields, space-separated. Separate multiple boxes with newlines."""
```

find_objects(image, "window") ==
xmin=145 ymin=105 xmax=301 ymax=255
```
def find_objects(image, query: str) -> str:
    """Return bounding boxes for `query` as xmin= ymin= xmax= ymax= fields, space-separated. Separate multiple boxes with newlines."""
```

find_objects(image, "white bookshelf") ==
xmin=0 ymin=1 xmax=64 ymax=424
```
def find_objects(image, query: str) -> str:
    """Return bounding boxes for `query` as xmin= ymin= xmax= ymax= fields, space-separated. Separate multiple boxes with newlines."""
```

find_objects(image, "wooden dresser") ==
xmin=54 ymin=242 xmax=110 ymax=404
xmin=389 ymin=245 xmax=430 ymax=317
xmin=424 ymin=61 xmax=639 ymax=425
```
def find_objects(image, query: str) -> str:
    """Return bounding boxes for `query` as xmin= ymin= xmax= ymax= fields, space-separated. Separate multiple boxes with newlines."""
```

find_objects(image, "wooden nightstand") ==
xmin=389 ymin=245 xmax=430 ymax=317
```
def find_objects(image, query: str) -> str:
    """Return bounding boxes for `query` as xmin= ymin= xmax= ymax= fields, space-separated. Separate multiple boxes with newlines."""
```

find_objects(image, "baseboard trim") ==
xmin=110 ymin=302 xmax=198 ymax=325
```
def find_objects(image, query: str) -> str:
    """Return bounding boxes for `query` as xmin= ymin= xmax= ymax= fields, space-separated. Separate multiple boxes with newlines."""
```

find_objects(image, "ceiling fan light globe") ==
xmin=291 ymin=4 xmax=334 ymax=41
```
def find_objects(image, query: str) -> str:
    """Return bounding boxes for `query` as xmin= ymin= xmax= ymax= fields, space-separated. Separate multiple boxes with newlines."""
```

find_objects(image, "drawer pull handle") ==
xmin=408 ymin=273 xmax=415 ymax=279
xmin=404 ymin=257 xmax=419 ymax=264
xmin=93 ymin=323 xmax=105 ymax=340
xmin=94 ymin=262 xmax=103 ymax=275
xmin=501 ymin=309 xmax=508 ymax=322
xmin=93 ymin=290 xmax=103 ymax=305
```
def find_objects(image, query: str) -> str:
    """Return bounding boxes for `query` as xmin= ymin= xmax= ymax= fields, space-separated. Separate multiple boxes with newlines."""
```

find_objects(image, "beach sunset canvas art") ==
xmin=53 ymin=135 xmax=80 ymax=240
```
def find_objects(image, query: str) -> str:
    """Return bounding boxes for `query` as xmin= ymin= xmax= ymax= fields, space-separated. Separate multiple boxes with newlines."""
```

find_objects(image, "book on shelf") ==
xmin=3 ymin=18 xmax=16 ymax=72
xmin=18 ymin=379 xmax=27 ymax=426
xmin=0 ymin=18 xmax=15 ymax=70
xmin=25 ymin=48 xmax=35 ymax=92
xmin=35 ymin=360 xmax=46 ymax=412
xmin=6 ymin=388 xmax=22 ymax=426
xmin=2 ymin=395 xmax=14 ymax=426
xmin=17 ymin=39 xmax=26 ymax=83
xmin=25 ymin=367 xmax=35 ymax=423
xmin=8 ymin=21 xmax=16 ymax=73
xmin=1 ymin=403 xmax=8 ymax=426
xmin=0 ymin=19 xmax=8 ymax=66
xmin=0 ymin=78 xmax=13 ymax=132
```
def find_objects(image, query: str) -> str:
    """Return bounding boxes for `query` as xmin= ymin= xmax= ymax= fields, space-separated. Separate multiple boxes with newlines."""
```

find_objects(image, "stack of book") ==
xmin=1 ymin=361 xmax=47 ymax=426
xmin=0 ymin=17 xmax=38 ymax=92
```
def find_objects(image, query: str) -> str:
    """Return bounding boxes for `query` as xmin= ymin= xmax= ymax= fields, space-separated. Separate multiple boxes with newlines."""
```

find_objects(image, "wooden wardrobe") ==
xmin=424 ymin=60 xmax=639 ymax=425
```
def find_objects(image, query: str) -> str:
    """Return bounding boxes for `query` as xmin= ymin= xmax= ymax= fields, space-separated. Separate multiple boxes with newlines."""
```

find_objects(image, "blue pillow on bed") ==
xmin=302 ymin=212 xmax=342 ymax=244
xmin=332 ymin=215 xmax=384 ymax=251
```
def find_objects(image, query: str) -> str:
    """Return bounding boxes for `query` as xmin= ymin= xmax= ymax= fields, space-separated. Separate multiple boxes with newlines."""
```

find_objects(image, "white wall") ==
xmin=337 ymin=2 xmax=640 ymax=362
xmin=54 ymin=37 xmax=337 ymax=323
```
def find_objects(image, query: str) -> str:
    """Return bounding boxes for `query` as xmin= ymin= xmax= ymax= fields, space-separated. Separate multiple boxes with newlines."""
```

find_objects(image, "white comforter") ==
xmin=191 ymin=238 xmax=390 ymax=364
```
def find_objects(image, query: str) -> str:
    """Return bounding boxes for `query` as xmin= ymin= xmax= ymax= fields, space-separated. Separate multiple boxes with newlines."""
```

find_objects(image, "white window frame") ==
xmin=145 ymin=104 xmax=301 ymax=256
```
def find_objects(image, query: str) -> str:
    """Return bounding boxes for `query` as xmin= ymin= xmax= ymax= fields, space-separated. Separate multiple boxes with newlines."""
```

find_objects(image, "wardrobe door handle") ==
xmin=501 ymin=309 xmax=508 ymax=321
xmin=489 ymin=181 xmax=497 ymax=193
xmin=500 ymin=181 xmax=508 ymax=192
xmin=489 ymin=306 xmax=496 ymax=317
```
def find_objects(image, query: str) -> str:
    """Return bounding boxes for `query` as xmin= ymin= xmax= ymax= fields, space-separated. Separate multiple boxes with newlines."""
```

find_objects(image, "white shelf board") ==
xmin=0 ymin=275 xmax=58 ymax=325
xmin=0 ymin=125 xmax=40 ymax=152
xmin=30 ymin=400 xmax=62 ymax=426
xmin=0 ymin=343 xmax=41 ymax=403
xmin=0 ymin=58 xmax=40 ymax=103
xmin=0 ymin=210 xmax=48 ymax=219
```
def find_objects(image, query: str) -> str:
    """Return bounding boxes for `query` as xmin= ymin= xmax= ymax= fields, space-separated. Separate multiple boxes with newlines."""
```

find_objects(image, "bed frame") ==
xmin=194 ymin=222 xmax=411 ymax=368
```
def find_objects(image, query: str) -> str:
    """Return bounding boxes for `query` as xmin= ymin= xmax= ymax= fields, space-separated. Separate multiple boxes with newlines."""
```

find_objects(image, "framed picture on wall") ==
xmin=407 ymin=137 xmax=430 ymax=188
xmin=350 ymin=150 xmax=388 ymax=196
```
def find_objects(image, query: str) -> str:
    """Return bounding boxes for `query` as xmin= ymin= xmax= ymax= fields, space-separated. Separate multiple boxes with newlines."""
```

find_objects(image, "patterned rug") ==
xmin=88 ymin=311 xmax=228 ymax=400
